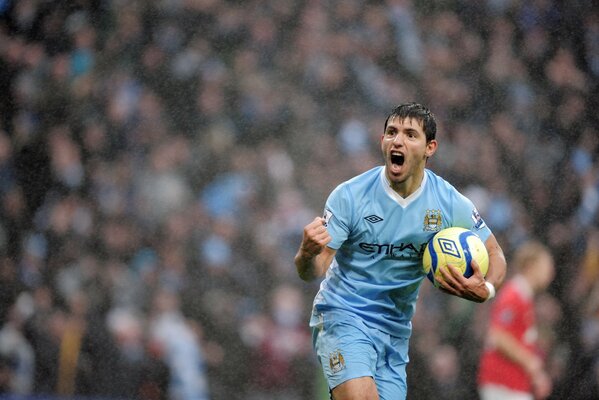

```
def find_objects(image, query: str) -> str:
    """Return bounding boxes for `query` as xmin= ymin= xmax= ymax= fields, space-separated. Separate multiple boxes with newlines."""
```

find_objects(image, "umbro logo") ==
xmin=364 ymin=215 xmax=383 ymax=224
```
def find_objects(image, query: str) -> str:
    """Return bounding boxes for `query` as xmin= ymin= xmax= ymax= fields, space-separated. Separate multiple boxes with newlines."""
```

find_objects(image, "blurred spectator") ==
xmin=0 ymin=293 xmax=34 ymax=394
xmin=149 ymin=288 xmax=209 ymax=400
xmin=241 ymin=284 xmax=312 ymax=400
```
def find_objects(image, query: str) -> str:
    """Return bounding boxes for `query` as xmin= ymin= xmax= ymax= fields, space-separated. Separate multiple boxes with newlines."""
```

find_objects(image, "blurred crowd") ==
xmin=0 ymin=0 xmax=597 ymax=399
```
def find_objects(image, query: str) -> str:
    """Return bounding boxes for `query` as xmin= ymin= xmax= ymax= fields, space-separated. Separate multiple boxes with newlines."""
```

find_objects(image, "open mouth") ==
xmin=391 ymin=152 xmax=405 ymax=166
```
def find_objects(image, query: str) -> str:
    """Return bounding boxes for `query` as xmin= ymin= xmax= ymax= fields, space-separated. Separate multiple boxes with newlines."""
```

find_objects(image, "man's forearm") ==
xmin=295 ymin=246 xmax=335 ymax=282
xmin=491 ymin=329 xmax=543 ymax=377
xmin=485 ymin=236 xmax=507 ymax=290
xmin=295 ymin=250 xmax=319 ymax=281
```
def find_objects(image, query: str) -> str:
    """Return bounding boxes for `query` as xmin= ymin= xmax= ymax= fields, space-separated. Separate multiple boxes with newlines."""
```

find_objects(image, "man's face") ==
xmin=381 ymin=116 xmax=437 ymax=188
xmin=534 ymin=252 xmax=555 ymax=291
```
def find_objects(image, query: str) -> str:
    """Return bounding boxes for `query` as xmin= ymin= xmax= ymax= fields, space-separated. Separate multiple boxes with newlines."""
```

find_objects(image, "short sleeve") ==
xmin=452 ymin=191 xmax=492 ymax=243
xmin=323 ymin=184 xmax=352 ymax=250
xmin=490 ymin=289 xmax=519 ymax=331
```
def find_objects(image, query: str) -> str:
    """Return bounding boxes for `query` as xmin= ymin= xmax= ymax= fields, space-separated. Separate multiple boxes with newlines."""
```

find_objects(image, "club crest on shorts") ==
xmin=423 ymin=209 xmax=443 ymax=232
xmin=329 ymin=349 xmax=345 ymax=373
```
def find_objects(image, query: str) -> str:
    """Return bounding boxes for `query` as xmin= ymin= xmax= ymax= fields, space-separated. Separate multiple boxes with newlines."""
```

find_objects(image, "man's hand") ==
xmin=295 ymin=217 xmax=333 ymax=281
xmin=435 ymin=259 xmax=490 ymax=302
xmin=531 ymin=369 xmax=552 ymax=399
xmin=299 ymin=217 xmax=331 ymax=258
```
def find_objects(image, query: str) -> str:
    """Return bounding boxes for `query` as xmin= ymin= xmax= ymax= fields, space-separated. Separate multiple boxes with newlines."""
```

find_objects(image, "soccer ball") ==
xmin=422 ymin=227 xmax=489 ymax=287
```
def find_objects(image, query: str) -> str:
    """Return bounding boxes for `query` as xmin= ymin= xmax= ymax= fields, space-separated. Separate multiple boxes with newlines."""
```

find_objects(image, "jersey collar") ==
xmin=380 ymin=167 xmax=427 ymax=208
xmin=513 ymin=274 xmax=534 ymax=300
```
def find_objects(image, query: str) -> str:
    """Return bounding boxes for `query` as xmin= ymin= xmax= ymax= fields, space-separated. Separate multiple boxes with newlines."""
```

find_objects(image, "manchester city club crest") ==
xmin=423 ymin=209 xmax=443 ymax=232
xmin=329 ymin=349 xmax=346 ymax=374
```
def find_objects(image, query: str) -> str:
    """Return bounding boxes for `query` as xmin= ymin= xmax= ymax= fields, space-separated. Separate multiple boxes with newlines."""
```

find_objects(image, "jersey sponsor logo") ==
xmin=423 ymin=209 xmax=443 ymax=232
xmin=364 ymin=214 xmax=383 ymax=224
xmin=359 ymin=241 xmax=428 ymax=259
xmin=329 ymin=349 xmax=345 ymax=373
xmin=323 ymin=209 xmax=333 ymax=227
xmin=471 ymin=208 xmax=486 ymax=229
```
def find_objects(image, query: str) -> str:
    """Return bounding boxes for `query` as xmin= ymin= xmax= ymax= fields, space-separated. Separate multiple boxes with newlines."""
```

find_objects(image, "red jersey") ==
xmin=478 ymin=276 xmax=538 ymax=392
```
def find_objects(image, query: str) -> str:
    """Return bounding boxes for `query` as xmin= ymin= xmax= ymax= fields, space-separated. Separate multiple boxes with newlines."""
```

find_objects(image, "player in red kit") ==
xmin=477 ymin=241 xmax=555 ymax=400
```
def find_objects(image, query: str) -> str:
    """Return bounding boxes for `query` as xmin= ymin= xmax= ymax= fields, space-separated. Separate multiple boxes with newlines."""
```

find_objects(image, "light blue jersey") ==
xmin=313 ymin=166 xmax=491 ymax=338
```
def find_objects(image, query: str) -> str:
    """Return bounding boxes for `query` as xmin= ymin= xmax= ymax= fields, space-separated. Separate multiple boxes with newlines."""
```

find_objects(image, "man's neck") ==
xmin=388 ymin=169 xmax=425 ymax=198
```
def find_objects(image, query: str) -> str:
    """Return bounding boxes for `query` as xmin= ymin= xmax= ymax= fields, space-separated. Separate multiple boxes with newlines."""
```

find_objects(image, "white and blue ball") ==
xmin=422 ymin=227 xmax=489 ymax=287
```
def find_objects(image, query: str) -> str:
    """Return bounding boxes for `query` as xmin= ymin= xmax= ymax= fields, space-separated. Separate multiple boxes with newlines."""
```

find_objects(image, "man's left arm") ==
xmin=482 ymin=233 xmax=507 ymax=296
xmin=437 ymin=233 xmax=506 ymax=302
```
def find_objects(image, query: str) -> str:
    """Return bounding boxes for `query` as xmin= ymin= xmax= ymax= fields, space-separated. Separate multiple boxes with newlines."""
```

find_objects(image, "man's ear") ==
xmin=425 ymin=139 xmax=438 ymax=158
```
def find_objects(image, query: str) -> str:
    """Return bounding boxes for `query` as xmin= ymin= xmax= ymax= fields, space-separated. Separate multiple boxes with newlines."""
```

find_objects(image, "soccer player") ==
xmin=477 ymin=241 xmax=555 ymax=400
xmin=294 ymin=102 xmax=507 ymax=400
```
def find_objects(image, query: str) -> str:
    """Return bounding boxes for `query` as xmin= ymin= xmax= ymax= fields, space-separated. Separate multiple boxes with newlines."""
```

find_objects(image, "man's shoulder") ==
xmin=492 ymin=280 xmax=527 ymax=311
xmin=424 ymin=169 xmax=460 ymax=194
xmin=425 ymin=168 xmax=450 ymax=185
xmin=327 ymin=167 xmax=382 ymax=207
xmin=338 ymin=166 xmax=383 ymax=190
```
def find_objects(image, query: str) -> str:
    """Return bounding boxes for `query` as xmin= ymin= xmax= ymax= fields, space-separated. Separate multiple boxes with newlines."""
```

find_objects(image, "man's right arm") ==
xmin=490 ymin=328 xmax=552 ymax=398
xmin=295 ymin=217 xmax=337 ymax=281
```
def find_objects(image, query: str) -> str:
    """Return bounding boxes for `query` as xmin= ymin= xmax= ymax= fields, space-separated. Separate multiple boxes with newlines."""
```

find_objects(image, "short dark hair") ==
xmin=384 ymin=102 xmax=437 ymax=141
